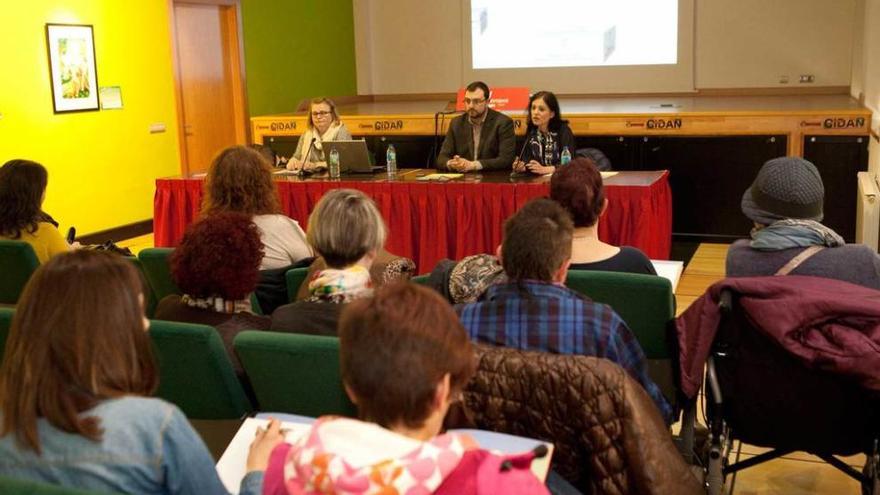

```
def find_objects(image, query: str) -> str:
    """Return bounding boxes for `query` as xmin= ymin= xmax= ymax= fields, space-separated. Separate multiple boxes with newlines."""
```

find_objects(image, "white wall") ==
xmin=851 ymin=0 xmax=880 ymax=175
xmin=354 ymin=0 xmax=859 ymax=95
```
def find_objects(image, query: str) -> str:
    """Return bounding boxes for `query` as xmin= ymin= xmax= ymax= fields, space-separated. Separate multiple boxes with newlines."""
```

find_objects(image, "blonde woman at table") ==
xmin=286 ymin=97 xmax=352 ymax=173
xmin=550 ymin=157 xmax=656 ymax=275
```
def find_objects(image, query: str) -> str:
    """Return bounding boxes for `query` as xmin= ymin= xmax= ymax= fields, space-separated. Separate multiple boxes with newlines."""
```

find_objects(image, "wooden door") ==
xmin=173 ymin=2 xmax=247 ymax=174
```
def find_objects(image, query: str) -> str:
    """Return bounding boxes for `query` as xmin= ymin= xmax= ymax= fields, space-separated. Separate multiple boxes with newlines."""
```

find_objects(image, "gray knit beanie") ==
xmin=741 ymin=157 xmax=824 ymax=225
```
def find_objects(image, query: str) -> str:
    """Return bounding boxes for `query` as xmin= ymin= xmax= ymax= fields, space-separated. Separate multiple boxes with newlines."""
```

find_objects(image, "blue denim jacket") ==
xmin=0 ymin=396 xmax=261 ymax=495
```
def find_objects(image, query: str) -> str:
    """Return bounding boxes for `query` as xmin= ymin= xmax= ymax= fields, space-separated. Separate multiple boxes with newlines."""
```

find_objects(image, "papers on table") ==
xmin=600 ymin=171 xmax=618 ymax=179
xmin=416 ymin=173 xmax=464 ymax=181
xmin=650 ymin=259 xmax=684 ymax=291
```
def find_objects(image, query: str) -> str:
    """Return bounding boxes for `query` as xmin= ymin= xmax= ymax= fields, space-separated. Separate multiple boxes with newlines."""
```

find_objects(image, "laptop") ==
xmin=322 ymin=139 xmax=381 ymax=174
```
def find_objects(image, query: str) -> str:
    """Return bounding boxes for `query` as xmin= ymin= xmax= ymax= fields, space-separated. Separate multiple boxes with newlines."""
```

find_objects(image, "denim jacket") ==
xmin=0 ymin=396 xmax=261 ymax=495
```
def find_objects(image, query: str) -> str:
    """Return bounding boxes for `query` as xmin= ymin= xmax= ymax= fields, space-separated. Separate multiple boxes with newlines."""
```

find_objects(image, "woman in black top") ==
xmin=513 ymin=91 xmax=576 ymax=175
xmin=550 ymin=157 xmax=656 ymax=275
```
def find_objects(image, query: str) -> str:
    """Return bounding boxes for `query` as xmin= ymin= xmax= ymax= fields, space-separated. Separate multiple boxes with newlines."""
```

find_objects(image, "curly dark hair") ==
xmin=0 ymin=160 xmax=52 ymax=239
xmin=170 ymin=212 xmax=264 ymax=300
xmin=202 ymin=146 xmax=280 ymax=216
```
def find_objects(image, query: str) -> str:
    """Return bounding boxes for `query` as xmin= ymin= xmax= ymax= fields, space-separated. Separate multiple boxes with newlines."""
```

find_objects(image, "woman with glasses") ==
xmin=286 ymin=97 xmax=352 ymax=173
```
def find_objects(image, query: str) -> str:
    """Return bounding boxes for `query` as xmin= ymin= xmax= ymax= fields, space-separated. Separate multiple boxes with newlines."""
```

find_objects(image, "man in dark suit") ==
xmin=436 ymin=81 xmax=516 ymax=172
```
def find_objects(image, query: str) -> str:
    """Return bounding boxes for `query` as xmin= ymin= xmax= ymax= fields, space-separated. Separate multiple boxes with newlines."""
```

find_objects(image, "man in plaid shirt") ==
xmin=456 ymin=199 xmax=672 ymax=423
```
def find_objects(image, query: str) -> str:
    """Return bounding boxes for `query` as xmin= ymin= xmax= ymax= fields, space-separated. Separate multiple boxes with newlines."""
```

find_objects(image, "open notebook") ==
xmin=216 ymin=417 xmax=554 ymax=494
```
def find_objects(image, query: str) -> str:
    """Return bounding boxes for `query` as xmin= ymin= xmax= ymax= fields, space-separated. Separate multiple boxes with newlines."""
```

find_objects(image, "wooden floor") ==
xmin=121 ymin=235 xmax=868 ymax=493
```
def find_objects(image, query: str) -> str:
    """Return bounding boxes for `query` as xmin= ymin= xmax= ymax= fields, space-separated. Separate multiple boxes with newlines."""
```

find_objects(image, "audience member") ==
xmin=0 ymin=159 xmax=72 ymax=263
xmin=456 ymin=199 xmax=672 ymax=422
xmin=262 ymin=283 xmax=549 ymax=495
xmin=271 ymin=189 xmax=384 ymax=336
xmin=437 ymin=81 xmax=516 ymax=172
xmin=204 ymin=145 xmax=312 ymax=270
xmin=286 ymin=97 xmax=352 ymax=172
xmin=727 ymin=156 xmax=880 ymax=288
xmin=513 ymin=91 xmax=577 ymax=175
xmin=550 ymin=157 xmax=656 ymax=274
xmin=154 ymin=212 xmax=270 ymax=377
xmin=0 ymin=250 xmax=281 ymax=494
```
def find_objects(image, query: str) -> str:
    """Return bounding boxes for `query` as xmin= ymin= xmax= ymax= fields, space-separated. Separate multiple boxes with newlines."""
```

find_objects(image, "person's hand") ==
xmin=69 ymin=241 xmax=82 ymax=250
xmin=526 ymin=161 xmax=555 ymax=176
xmin=446 ymin=155 xmax=462 ymax=171
xmin=286 ymin=158 xmax=303 ymax=171
xmin=246 ymin=418 xmax=285 ymax=473
xmin=512 ymin=159 xmax=527 ymax=173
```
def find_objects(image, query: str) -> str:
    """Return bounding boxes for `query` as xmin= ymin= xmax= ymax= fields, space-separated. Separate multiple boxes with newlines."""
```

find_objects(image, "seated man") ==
xmin=456 ymin=199 xmax=672 ymax=422
xmin=436 ymin=81 xmax=516 ymax=172
xmin=727 ymin=156 xmax=880 ymax=288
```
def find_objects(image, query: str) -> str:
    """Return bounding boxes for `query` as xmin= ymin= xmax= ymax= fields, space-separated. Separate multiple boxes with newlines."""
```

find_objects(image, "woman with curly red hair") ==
xmin=203 ymin=146 xmax=312 ymax=270
xmin=153 ymin=212 xmax=271 ymax=375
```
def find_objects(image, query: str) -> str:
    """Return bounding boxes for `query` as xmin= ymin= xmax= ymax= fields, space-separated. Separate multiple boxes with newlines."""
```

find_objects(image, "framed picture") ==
xmin=46 ymin=24 xmax=99 ymax=113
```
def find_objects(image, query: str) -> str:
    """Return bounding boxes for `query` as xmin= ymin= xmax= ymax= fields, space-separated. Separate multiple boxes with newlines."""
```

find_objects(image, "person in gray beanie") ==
xmin=726 ymin=156 xmax=880 ymax=288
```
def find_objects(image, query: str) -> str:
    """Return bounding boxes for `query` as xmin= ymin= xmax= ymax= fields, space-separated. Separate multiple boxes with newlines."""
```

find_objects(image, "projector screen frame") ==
xmin=461 ymin=0 xmax=695 ymax=95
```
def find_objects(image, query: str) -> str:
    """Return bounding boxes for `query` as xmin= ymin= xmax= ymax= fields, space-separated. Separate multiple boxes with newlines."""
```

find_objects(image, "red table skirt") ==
xmin=154 ymin=172 xmax=672 ymax=273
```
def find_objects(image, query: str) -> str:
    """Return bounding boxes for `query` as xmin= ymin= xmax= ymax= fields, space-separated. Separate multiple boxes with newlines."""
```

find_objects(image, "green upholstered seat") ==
xmin=410 ymin=274 xmax=430 ymax=285
xmin=0 ymin=475 xmax=118 ymax=495
xmin=0 ymin=240 xmax=40 ymax=304
xmin=149 ymin=319 xmax=252 ymax=419
xmin=137 ymin=248 xmax=180 ymax=303
xmin=125 ymin=256 xmax=156 ymax=318
xmin=564 ymin=270 xmax=677 ymax=404
xmin=0 ymin=307 xmax=14 ymax=365
xmin=234 ymin=331 xmax=356 ymax=417
xmin=285 ymin=267 xmax=310 ymax=302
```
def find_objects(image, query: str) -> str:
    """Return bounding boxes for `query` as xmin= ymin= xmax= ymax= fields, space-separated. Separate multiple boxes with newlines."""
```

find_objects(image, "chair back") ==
xmin=711 ymin=288 xmax=880 ymax=454
xmin=137 ymin=248 xmax=180 ymax=303
xmin=565 ymin=270 xmax=677 ymax=404
xmin=234 ymin=331 xmax=356 ymax=417
xmin=0 ymin=475 xmax=118 ymax=495
xmin=0 ymin=240 xmax=40 ymax=304
xmin=0 ymin=307 xmax=14 ymax=365
xmin=410 ymin=274 xmax=430 ymax=285
xmin=285 ymin=267 xmax=310 ymax=302
xmin=149 ymin=319 xmax=252 ymax=419
xmin=125 ymin=256 xmax=156 ymax=317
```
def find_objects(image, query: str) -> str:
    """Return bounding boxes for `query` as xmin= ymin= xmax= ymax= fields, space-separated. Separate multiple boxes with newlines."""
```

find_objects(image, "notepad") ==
xmin=417 ymin=173 xmax=464 ymax=181
xmin=216 ymin=416 xmax=554 ymax=493
xmin=600 ymin=171 xmax=618 ymax=179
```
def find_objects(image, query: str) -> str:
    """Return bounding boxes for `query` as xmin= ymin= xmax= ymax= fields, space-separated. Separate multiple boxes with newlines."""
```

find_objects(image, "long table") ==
xmin=154 ymin=169 xmax=671 ymax=273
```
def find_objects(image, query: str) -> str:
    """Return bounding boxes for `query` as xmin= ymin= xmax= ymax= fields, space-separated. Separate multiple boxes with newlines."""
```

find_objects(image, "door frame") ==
xmin=168 ymin=0 xmax=250 ymax=176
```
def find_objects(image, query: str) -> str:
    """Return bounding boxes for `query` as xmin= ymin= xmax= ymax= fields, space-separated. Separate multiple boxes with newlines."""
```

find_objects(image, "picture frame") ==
xmin=46 ymin=24 xmax=99 ymax=113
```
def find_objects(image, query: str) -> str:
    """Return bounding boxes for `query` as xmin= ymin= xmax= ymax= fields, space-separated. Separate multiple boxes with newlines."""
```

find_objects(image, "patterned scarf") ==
xmin=180 ymin=294 xmax=254 ymax=314
xmin=750 ymin=218 xmax=845 ymax=251
xmin=307 ymin=265 xmax=373 ymax=303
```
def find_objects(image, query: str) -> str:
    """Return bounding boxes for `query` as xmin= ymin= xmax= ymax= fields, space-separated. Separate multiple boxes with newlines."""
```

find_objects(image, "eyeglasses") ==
xmin=311 ymin=111 xmax=332 ymax=117
xmin=463 ymin=98 xmax=486 ymax=105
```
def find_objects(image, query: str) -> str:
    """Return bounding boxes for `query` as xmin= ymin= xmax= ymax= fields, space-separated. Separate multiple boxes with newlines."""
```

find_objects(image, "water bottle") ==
xmin=560 ymin=146 xmax=572 ymax=166
xmin=328 ymin=148 xmax=340 ymax=179
xmin=386 ymin=144 xmax=397 ymax=178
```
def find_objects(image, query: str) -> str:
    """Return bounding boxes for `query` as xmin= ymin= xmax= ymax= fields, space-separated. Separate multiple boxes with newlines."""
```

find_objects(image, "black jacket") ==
xmin=436 ymin=108 xmax=516 ymax=171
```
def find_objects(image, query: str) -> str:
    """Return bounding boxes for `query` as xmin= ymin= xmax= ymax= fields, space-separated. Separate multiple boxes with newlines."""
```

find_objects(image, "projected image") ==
xmin=471 ymin=0 xmax=678 ymax=69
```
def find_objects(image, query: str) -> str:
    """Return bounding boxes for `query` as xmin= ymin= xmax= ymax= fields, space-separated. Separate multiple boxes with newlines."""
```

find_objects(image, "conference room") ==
xmin=1 ymin=0 xmax=879 ymax=494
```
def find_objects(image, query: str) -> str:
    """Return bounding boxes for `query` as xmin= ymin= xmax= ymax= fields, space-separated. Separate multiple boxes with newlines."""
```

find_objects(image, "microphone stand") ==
xmin=299 ymin=137 xmax=317 ymax=178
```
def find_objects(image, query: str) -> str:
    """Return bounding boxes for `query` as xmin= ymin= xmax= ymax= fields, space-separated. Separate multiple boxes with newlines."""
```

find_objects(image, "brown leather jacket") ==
xmin=458 ymin=345 xmax=701 ymax=495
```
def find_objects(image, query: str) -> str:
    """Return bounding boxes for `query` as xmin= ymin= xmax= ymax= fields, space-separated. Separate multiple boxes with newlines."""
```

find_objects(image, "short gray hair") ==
xmin=307 ymin=189 xmax=387 ymax=268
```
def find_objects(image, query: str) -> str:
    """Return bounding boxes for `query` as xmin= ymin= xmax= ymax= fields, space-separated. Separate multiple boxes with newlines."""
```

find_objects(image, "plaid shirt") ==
xmin=456 ymin=280 xmax=673 ymax=423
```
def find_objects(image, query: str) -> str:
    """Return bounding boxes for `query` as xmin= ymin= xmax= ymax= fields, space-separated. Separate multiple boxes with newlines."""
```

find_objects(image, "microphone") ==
xmin=299 ymin=137 xmax=317 ymax=178
xmin=516 ymin=129 xmax=536 ymax=164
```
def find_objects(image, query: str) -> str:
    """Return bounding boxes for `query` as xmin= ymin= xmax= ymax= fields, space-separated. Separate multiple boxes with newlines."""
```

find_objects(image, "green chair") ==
xmin=285 ymin=267 xmax=311 ymax=302
xmin=410 ymin=274 xmax=430 ymax=285
xmin=126 ymin=256 xmax=156 ymax=317
xmin=0 ymin=307 xmax=14 ymax=364
xmin=564 ymin=270 xmax=676 ymax=400
xmin=234 ymin=331 xmax=356 ymax=417
xmin=149 ymin=319 xmax=252 ymax=419
xmin=0 ymin=475 xmax=118 ymax=495
xmin=138 ymin=248 xmax=180 ymax=303
xmin=0 ymin=240 xmax=40 ymax=304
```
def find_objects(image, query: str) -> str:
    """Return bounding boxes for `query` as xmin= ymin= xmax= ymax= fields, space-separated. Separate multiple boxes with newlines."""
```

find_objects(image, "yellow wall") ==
xmin=0 ymin=1 xmax=180 ymax=235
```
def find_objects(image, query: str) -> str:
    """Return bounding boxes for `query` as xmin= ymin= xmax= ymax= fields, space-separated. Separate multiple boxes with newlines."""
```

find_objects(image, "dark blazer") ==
xmin=436 ymin=108 xmax=516 ymax=171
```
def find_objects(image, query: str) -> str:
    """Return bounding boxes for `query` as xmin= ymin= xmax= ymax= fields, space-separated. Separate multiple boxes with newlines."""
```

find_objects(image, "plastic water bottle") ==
xmin=386 ymin=144 xmax=397 ymax=178
xmin=560 ymin=146 xmax=572 ymax=166
xmin=328 ymin=148 xmax=340 ymax=178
